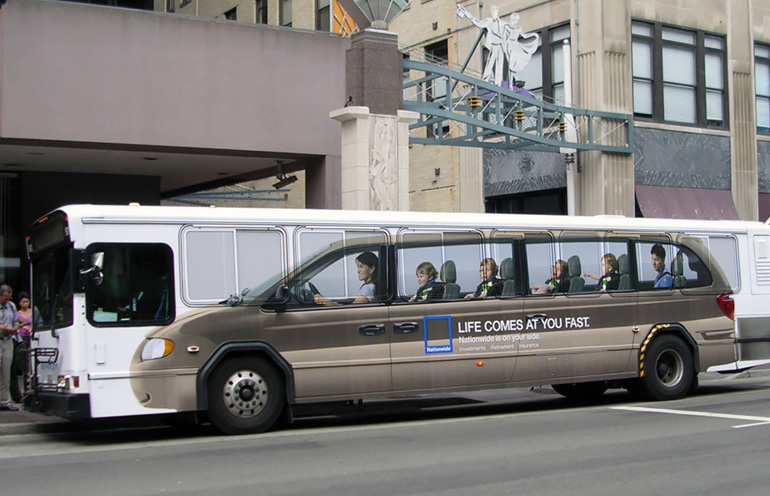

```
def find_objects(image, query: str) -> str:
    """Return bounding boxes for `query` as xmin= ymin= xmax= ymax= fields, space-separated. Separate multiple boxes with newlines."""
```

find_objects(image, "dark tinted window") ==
xmin=87 ymin=244 xmax=174 ymax=326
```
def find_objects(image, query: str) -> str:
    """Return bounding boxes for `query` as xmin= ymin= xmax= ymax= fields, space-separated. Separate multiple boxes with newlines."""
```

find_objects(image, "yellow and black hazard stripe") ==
xmin=639 ymin=323 xmax=670 ymax=377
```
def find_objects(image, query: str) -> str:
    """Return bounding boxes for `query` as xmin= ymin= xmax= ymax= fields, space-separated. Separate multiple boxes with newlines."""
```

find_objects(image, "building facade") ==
xmin=394 ymin=0 xmax=770 ymax=220
xmin=153 ymin=0 xmax=770 ymax=220
xmin=4 ymin=0 xmax=770 ymax=294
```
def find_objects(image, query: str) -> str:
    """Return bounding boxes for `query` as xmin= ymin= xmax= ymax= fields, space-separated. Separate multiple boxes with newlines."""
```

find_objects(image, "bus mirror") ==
xmin=80 ymin=251 xmax=104 ymax=275
xmin=263 ymin=285 xmax=289 ymax=311
xmin=79 ymin=251 xmax=105 ymax=286
xmin=91 ymin=252 xmax=104 ymax=271
xmin=275 ymin=285 xmax=289 ymax=302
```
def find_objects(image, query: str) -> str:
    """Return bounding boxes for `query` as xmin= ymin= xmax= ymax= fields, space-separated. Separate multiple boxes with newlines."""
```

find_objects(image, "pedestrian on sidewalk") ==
xmin=0 ymin=284 xmax=20 ymax=411
xmin=14 ymin=291 xmax=35 ymax=401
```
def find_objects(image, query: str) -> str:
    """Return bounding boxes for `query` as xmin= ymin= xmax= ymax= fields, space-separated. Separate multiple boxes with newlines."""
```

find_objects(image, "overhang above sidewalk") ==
xmin=636 ymin=184 xmax=740 ymax=220
xmin=0 ymin=0 xmax=347 ymax=197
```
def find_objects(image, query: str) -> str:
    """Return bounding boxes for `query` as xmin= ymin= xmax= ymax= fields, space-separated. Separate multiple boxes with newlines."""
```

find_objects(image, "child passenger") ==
xmin=584 ymin=253 xmax=620 ymax=291
xmin=409 ymin=262 xmax=445 ymax=301
xmin=531 ymin=259 xmax=569 ymax=294
xmin=465 ymin=258 xmax=501 ymax=298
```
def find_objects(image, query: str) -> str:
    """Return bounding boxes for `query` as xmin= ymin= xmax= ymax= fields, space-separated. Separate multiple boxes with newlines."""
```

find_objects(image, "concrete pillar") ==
xmin=332 ymin=27 xmax=416 ymax=211
xmin=728 ymin=0 xmax=759 ymax=221
xmin=306 ymin=155 xmax=341 ymax=210
xmin=574 ymin=0 xmax=635 ymax=216
xmin=330 ymin=106 xmax=417 ymax=211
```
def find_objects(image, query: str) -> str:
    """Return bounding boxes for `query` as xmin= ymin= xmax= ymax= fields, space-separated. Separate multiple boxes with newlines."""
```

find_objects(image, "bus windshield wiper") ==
xmin=220 ymin=288 xmax=249 ymax=306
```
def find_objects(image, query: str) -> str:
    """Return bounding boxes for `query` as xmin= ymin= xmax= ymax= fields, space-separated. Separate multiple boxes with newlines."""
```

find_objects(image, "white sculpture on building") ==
xmin=457 ymin=5 xmax=540 ymax=87
xmin=369 ymin=116 xmax=398 ymax=211
xmin=503 ymin=13 xmax=540 ymax=84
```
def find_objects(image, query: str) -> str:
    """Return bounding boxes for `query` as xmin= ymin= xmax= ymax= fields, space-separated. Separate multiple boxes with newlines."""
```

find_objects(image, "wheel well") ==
xmin=196 ymin=342 xmax=295 ymax=411
xmin=638 ymin=323 xmax=700 ymax=377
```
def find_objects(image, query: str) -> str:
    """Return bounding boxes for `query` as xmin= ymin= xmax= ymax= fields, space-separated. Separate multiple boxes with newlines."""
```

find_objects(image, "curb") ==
xmin=0 ymin=420 xmax=73 ymax=436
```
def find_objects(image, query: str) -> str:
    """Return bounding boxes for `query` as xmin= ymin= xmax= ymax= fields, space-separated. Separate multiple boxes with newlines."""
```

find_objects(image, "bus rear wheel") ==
xmin=632 ymin=334 xmax=694 ymax=401
xmin=207 ymin=357 xmax=285 ymax=435
xmin=551 ymin=382 xmax=608 ymax=402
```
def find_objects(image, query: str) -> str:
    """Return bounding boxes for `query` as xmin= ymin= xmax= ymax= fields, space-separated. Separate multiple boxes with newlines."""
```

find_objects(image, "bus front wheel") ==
xmin=632 ymin=334 xmax=694 ymax=401
xmin=207 ymin=357 xmax=285 ymax=435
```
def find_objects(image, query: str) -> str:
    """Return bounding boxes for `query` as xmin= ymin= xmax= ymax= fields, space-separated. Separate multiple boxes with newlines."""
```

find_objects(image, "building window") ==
xmin=704 ymin=36 xmax=725 ymax=126
xmin=256 ymin=0 xmax=268 ymax=24
xmin=224 ymin=7 xmax=237 ymax=21
xmin=425 ymin=40 xmax=449 ymax=138
xmin=317 ymin=0 xmax=330 ymax=31
xmin=180 ymin=0 xmax=191 ymax=7
xmin=756 ymin=44 xmax=770 ymax=132
xmin=166 ymin=0 xmax=175 ymax=13
xmin=281 ymin=0 xmax=292 ymax=27
xmin=632 ymin=20 xmax=727 ymax=128
xmin=514 ymin=23 xmax=568 ymax=104
xmin=632 ymin=22 xmax=653 ymax=116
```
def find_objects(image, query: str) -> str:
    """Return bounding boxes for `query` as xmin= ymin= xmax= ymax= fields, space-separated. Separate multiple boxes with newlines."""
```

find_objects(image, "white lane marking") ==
xmin=610 ymin=405 xmax=770 ymax=429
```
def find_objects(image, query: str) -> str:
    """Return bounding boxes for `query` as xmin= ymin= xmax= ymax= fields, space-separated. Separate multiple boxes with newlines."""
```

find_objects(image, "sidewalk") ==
xmin=0 ymin=404 xmax=68 ymax=435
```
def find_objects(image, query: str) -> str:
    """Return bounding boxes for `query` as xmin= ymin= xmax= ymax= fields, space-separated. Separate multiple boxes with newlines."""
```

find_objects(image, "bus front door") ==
xmin=275 ymin=305 xmax=392 ymax=399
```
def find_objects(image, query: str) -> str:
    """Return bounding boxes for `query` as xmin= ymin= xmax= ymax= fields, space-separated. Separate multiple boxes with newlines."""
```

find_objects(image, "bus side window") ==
xmin=690 ymin=236 xmax=737 ymax=290
xmin=523 ymin=234 xmax=556 ymax=295
xmin=293 ymin=229 xmax=387 ymax=307
xmin=636 ymin=240 xmax=674 ymax=291
xmin=87 ymin=243 xmax=174 ymax=325
xmin=678 ymin=246 xmax=714 ymax=289
xmin=443 ymin=232 xmax=483 ymax=299
xmin=397 ymin=231 xmax=483 ymax=301
xmin=560 ymin=235 xmax=601 ymax=294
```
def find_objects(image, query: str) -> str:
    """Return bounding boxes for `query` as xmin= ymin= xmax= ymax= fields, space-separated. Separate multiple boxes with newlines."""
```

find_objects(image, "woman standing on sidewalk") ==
xmin=14 ymin=292 xmax=34 ymax=401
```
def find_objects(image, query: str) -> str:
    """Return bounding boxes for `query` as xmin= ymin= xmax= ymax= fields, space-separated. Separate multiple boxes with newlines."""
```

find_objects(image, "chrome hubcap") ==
xmin=222 ymin=369 xmax=268 ymax=418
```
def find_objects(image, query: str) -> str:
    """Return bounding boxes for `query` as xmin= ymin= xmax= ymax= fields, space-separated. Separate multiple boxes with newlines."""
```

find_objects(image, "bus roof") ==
xmin=45 ymin=204 xmax=764 ymax=234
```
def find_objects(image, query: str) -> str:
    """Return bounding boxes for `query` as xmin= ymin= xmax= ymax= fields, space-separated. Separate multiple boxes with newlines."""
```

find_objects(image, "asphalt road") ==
xmin=1 ymin=376 xmax=769 ymax=496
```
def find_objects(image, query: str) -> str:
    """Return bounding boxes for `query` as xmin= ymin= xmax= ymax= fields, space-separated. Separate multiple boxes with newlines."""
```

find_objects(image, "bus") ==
xmin=24 ymin=204 xmax=770 ymax=434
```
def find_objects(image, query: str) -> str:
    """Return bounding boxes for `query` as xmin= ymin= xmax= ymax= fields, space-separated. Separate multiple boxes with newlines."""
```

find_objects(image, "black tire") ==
xmin=207 ymin=357 xmax=285 ymax=435
xmin=633 ymin=334 xmax=694 ymax=401
xmin=551 ymin=381 xmax=608 ymax=402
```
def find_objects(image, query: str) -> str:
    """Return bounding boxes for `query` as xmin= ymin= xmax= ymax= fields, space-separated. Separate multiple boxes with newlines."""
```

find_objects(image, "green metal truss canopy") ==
xmin=402 ymin=60 xmax=634 ymax=154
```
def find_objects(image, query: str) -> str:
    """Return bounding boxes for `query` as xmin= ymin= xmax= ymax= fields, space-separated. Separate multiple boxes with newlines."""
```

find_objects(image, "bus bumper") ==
xmin=24 ymin=391 xmax=91 ymax=420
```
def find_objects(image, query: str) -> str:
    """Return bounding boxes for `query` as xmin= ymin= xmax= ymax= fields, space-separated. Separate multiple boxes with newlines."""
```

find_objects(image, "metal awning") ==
xmin=635 ymin=185 xmax=740 ymax=220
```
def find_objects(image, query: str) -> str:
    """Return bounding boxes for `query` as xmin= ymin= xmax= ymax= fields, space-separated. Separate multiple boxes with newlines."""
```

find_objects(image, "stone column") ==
xmin=330 ymin=107 xmax=417 ymax=211
xmin=728 ymin=0 xmax=758 ymax=221
xmin=574 ymin=0 xmax=635 ymax=216
xmin=330 ymin=28 xmax=415 ymax=211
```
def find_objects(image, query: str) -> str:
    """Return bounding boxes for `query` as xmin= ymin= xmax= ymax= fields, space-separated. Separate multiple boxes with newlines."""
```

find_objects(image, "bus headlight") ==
xmin=141 ymin=338 xmax=175 ymax=361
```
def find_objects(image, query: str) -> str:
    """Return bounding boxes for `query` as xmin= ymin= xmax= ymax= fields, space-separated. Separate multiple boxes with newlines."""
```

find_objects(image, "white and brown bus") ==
xmin=25 ymin=205 xmax=770 ymax=434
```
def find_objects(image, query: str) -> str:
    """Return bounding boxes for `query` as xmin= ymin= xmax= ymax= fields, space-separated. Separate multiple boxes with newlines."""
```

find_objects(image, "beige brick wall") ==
xmin=408 ymin=145 xmax=459 ymax=212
